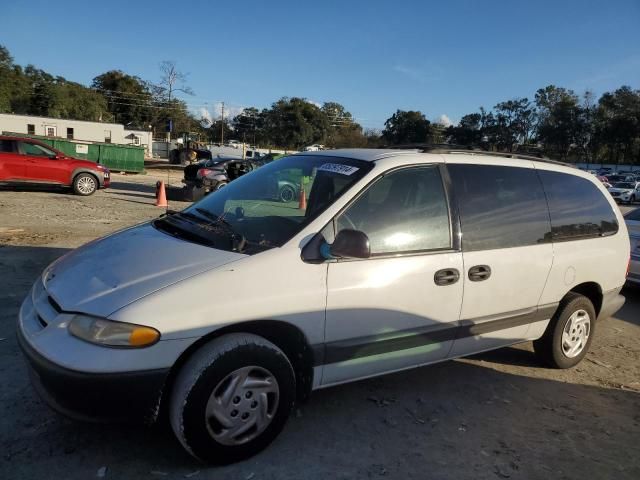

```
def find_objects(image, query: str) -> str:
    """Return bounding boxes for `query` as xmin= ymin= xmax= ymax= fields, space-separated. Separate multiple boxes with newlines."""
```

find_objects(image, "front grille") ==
xmin=611 ymin=192 xmax=620 ymax=197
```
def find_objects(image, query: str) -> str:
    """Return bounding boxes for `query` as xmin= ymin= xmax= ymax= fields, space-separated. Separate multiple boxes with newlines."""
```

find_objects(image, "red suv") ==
xmin=0 ymin=136 xmax=110 ymax=195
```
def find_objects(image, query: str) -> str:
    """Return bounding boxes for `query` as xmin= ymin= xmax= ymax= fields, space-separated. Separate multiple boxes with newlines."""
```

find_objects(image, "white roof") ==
xmin=297 ymin=148 xmax=577 ymax=173
xmin=295 ymin=148 xmax=420 ymax=161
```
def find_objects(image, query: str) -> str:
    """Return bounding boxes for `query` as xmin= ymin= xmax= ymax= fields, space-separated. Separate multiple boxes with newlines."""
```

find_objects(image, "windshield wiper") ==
xmin=153 ymin=216 xmax=217 ymax=246
xmin=193 ymin=208 xmax=248 ymax=252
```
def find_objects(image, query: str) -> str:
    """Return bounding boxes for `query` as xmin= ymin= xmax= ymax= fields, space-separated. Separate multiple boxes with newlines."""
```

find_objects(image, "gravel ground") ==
xmin=1 ymin=174 xmax=639 ymax=480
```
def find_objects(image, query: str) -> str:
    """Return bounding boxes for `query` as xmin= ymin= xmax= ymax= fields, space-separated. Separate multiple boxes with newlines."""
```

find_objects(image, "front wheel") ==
xmin=533 ymin=293 xmax=596 ymax=369
xmin=278 ymin=185 xmax=296 ymax=203
xmin=169 ymin=333 xmax=296 ymax=464
xmin=73 ymin=173 xmax=98 ymax=196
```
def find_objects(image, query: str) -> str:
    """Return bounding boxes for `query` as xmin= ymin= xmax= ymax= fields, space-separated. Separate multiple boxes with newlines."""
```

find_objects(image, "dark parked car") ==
xmin=182 ymin=157 xmax=257 ymax=192
xmin=0 ymin=135 xmax=110 ymax=195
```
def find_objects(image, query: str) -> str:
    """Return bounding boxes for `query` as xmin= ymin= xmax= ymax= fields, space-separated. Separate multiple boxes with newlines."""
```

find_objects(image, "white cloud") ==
xmin=437 ymin=114 xmax=452 ymax=127
xmin=198 ymin=107 xmax=212 ymax=126
xmin=213 ymin=102 xmax=245 ymax=120
xmin=308 ymin=99 xmax=322 ymax=108
xmin=193 ymin=103 xmax=246 ymax=125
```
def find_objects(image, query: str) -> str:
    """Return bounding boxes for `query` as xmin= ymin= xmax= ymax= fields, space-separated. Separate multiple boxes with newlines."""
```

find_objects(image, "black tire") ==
xmin=169 ymin=333 xmax=296 ymax=464
xmin=72 ymin=173 xmax=98 ymax=196
xmin=279 ymin=185 xmax=296 ymax=203
xmin=214 ymin=182 xmax=227 ymax=191
xmin=533 ymin=293 xmax=596 ymax=369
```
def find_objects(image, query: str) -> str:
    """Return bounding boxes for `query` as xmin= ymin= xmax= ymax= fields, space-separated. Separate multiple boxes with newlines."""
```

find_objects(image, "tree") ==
xmin=446 ymin=112 xmax=483 ymax=145
xmin=382 ymin=110 xmax=431 ymax=145
xmin=594 ymin=86 xmax=640 ymax=163
xmin=206 ymin=119 xmax=233 ymax=143
xmin=494 ymin=98 xmax=536 ymax=148
xmin=322 ymin=101 xmax=367 ymax=147
xmin=534 ymin=85 xmax=582 ymax=159
xmin=261 ymin=97 xmax=329 ymax=149
xmin=157 ymin=60 xmax=194 ymax=102
xmin=91 ymin=70 xmax=154 ymax=125
xmin=232 ymin=107 xmax=262 ymax=145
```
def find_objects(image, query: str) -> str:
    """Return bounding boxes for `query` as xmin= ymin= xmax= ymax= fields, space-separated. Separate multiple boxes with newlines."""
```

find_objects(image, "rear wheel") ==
xmin=533 ymin=293 xmax=595 ymax=368
xmin=73 ymin=173 xmax=98 ymax=196
xmin=169 ymin=333 xmax=295 ymax=464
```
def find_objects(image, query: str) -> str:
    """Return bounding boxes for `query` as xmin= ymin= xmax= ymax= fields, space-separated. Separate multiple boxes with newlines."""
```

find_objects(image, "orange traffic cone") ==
xmin=298 ymin=183 xmax=307 ymax=210
xmin=156 ymin=180 xmax=168 ymax=207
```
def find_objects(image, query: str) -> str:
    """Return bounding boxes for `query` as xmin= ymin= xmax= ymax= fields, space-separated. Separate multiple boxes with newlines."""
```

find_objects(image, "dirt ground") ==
xmin=0 ymin=173 xmax=639 ymax=480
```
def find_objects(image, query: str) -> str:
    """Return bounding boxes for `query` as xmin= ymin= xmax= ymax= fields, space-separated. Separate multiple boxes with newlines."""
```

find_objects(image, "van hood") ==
xmin=42 ymin=223 xmax=245 ymax=318
xmin=608 ymin=187 xmax=633 ymax=194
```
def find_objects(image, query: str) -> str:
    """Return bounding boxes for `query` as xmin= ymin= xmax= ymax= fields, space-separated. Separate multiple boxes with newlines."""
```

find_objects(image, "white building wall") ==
xmin=0 ymin=114 xmax=152 ymax=155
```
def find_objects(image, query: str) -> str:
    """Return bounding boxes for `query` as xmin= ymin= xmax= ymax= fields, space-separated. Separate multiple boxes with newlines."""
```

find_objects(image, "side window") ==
xmin=0 ymin=140 xmax=16 ymax=153
xmin=335 ymin=166 xmax=451 ymax=255
xmin=448 ymin=164 xmax=551 ymax=251
xmin=17 ymin=141 xmax=56 ymax=158
xmin=538 ymin=170 xmax=619 ymax=240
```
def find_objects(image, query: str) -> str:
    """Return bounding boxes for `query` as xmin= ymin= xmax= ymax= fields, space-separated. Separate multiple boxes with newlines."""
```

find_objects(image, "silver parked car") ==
xmin=625 ymin=208 xmax=640 ymax=285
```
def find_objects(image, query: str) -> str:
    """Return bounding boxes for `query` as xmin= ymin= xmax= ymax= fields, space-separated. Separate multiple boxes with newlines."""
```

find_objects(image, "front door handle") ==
xmin=468 ymin=265 xmax=491 ymax=282
xmin=434 ymin=268 xmax=460 ymax=286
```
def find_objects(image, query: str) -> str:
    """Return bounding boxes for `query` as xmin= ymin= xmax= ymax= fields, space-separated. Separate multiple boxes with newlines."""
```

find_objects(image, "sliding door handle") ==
xmin=434 ymin=268 xmax=460 ymax=286
xmin=468 ymin=265 xmax=491 ymax=282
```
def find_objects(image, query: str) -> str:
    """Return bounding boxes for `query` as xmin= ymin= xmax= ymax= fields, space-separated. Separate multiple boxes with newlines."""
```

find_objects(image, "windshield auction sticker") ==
xmin=318 ymin=163 xmax=360 ymax=175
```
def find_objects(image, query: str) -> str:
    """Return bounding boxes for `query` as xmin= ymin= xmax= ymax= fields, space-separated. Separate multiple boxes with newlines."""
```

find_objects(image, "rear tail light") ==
xmin=198 ymin=168 xmax=212 ymax=177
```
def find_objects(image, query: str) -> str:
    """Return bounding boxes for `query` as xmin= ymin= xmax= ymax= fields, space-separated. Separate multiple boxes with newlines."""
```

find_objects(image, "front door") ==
xmin=17 ymin=141 xmax=70 ymax=184
xmin=446 ymin=162 xmax=554 ymax=357
xmin=322 ymin=165 xmax=463 ymax=385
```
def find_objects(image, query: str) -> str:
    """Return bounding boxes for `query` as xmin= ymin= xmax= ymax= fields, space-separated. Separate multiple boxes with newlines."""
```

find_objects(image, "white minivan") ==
xmin=18 ymin=149 xmax=628 ymax=464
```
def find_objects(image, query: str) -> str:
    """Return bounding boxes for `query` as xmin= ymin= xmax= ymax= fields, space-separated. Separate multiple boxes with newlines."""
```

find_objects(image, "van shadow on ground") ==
xmin=0 ymin=245 xmax=638 ymax=480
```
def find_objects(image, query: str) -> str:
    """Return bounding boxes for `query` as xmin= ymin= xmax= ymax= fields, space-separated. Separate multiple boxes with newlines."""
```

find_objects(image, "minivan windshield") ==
xmin=154 ymin=155 xmax=372 ymax=253
xmin=613 ymin=182 xmax=635 ymax=189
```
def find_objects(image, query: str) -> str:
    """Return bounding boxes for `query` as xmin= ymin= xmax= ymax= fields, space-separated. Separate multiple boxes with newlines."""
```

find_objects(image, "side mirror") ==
xmin=330 ymin=229 xmax=371 ymax=259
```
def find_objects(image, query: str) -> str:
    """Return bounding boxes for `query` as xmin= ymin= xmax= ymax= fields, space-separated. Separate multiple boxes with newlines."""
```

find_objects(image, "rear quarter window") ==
xmin=537 ymin=170 xmax=619 ymax=241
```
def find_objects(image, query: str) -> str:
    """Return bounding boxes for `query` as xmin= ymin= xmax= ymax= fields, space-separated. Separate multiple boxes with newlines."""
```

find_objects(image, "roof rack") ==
xmin=384 ymin=143 xmax=574 ymax=168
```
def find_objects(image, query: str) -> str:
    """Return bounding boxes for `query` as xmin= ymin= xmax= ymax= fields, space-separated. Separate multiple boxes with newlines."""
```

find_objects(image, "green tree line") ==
xmin=2 ymin=44 xmax=639 ymax=162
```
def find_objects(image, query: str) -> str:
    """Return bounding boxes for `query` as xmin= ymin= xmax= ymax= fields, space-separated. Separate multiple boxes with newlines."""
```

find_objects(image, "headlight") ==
xmin=68 ymin=315 xmax=160 ymax=348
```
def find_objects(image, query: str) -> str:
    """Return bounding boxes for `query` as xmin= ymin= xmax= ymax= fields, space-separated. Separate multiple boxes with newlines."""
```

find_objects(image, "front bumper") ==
xmin=17 ymin=327 xmax=168 ymax=423
xmin=16 ymin=278 xmax=178 ymax=423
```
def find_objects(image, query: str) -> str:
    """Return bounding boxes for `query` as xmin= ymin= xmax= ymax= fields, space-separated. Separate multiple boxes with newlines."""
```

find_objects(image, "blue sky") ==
xmin=3 ymin=0 xmax=640 ymax=128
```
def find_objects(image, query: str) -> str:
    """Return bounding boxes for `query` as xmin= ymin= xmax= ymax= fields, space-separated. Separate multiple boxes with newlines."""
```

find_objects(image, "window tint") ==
xmin=0 ymin=140 xmax=15 ymax=153
xmin=538 ymin=170 xmax=619 ymax=240
xmin=18 ymin=141 xmax=56 ymax=157
xmin=336 ymin=166 xmax=450 ymax=255
xmin=448 ymin=164 xmax=551 ymax=251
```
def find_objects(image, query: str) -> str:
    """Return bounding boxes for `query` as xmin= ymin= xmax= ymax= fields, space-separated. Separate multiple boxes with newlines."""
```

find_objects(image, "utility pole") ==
xmin=220 ymin=102 xmax=225 ymax=145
